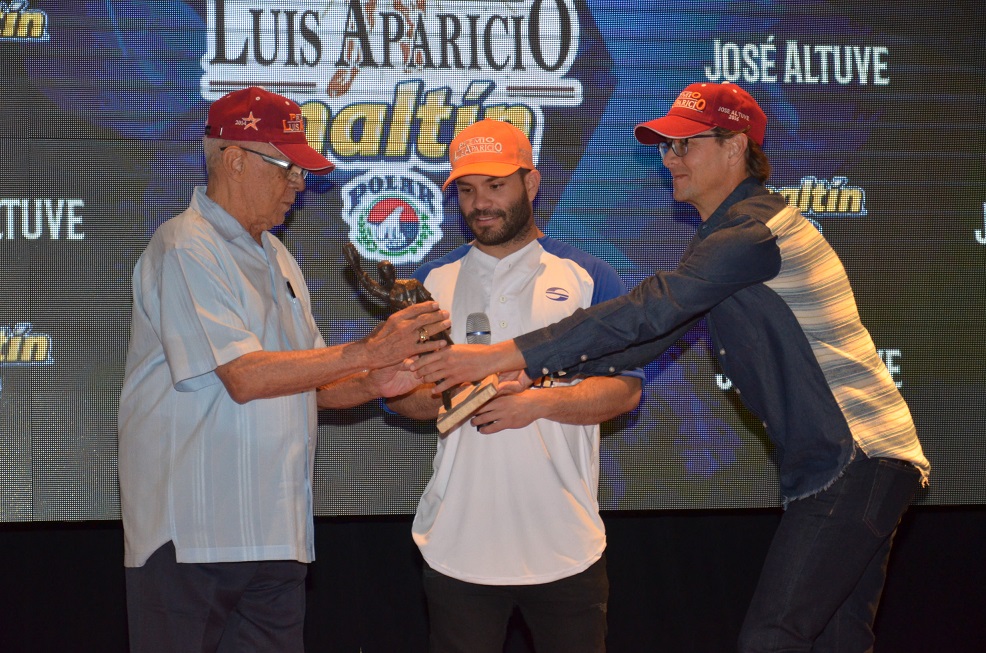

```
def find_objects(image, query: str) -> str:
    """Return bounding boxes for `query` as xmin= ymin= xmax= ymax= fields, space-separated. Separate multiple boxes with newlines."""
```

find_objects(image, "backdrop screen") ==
xmin=1 ymin=0 xmax=983 ymax=520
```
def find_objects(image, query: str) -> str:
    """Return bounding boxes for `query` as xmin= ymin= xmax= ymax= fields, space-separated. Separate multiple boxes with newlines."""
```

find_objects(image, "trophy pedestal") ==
xmin=436 ymin=374 xmax=500 ymax=434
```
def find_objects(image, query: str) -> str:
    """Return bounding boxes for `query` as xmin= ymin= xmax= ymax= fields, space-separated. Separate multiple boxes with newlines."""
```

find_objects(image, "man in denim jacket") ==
xmin=412 ymin=83 xmax=930 ymax=652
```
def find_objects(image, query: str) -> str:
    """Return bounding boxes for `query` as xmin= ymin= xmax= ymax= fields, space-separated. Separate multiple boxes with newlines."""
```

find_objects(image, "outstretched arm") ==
xmin=316 ymin=359 xmax=423 ymax=409
xmin=217 ymin=302 xmax=449 ymax=403
xmin=416 ymin=211 xmax=783 ymax=388
xmin=410 ymin=340 xmax=525 ymax=392
xmin=385 ymin=382 xmax=445 ymax=421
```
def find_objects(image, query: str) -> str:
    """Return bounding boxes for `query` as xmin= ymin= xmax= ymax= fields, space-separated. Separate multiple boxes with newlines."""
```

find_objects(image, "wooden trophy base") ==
xmin=436 ymin=374 xmax=500 ymax=434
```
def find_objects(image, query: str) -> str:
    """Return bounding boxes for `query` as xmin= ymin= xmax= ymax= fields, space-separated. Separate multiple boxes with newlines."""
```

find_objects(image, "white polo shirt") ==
xmin=411 ymin=237 xmax=637 ymax=585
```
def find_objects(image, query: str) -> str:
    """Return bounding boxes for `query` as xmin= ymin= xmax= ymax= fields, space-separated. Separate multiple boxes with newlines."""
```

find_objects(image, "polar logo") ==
xmin=342 ymin=169 xmax=444 ymax=265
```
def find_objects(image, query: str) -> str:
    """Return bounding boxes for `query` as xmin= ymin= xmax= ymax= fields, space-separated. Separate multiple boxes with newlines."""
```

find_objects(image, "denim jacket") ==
xmin=516 ymin=178 xmax=928 ymax=501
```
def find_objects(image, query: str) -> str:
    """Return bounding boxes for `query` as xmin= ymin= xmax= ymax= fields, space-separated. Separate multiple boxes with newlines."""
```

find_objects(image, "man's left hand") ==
xmin=369 ymin=359 xmax=421 ymax=398
xmin=470 ymin=390 xmax=542 ymax=434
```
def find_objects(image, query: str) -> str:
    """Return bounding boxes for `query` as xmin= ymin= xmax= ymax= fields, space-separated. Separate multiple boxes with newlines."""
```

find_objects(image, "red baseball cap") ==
xmin=205 ymin=86 xmax=334 ymax=175
xmin=634 ymin=82 xmax=767 ymax=147
xmin=444 ymin=119 xmax=535 ymax=190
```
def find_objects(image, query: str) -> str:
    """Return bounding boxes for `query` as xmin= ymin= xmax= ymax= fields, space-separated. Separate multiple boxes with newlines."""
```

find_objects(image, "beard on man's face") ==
xmin=465 ymin=192 xmax=534 ymax=247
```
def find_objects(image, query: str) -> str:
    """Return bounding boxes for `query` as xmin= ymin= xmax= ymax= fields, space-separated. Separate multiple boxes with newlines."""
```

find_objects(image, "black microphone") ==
xmin=465 ymin=312 xmax=491 ymax=345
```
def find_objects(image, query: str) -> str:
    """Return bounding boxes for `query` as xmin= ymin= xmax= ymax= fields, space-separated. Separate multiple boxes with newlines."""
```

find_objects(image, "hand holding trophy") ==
xmin=344 ymin=243 xmax=497 ymax=431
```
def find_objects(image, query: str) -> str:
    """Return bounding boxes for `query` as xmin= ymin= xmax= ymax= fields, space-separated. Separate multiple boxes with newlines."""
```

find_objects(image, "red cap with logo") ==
xmin=634 ymin=82 xmax=767 ymax=147
xmin=444 ymin=119 xmax=535 ymax=190
xmin=205 ymin=86 xmax=334 ymax=174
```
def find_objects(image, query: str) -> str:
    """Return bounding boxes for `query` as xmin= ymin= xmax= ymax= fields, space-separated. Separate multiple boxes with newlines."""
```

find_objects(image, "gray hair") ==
xmin=202 ymin=137 xmax=229 ymax=176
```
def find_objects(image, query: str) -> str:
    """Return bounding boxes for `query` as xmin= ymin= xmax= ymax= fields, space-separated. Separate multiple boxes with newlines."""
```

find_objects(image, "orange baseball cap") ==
xmin=444 ymin=119 xmax=535 ymax=190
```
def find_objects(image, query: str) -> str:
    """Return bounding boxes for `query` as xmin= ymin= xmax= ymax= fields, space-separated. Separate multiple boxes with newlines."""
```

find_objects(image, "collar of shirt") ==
xmin=191 ymin=186 xmax=268 ymax=247
xmin=699 ymin=177 xmax=767 ymax=235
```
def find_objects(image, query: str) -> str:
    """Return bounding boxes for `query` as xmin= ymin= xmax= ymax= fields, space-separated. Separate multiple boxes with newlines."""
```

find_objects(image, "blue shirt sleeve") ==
xmin=517 ymin=214 xmax=781 ymax=378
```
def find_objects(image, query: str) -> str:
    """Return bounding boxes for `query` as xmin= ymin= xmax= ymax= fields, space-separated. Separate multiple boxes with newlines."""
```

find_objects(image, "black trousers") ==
xmin=125 ymin=541 xmax=308 ymax=653
xmin=422 ymin=554 xmax=609 ymax=653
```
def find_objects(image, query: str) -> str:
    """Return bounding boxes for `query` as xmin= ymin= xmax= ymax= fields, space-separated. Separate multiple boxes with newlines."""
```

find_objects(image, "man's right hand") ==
xmin=364 ymin=302 xmax=450 ymax=367
xmin=410 ymin=340 xmax=526 ymax=392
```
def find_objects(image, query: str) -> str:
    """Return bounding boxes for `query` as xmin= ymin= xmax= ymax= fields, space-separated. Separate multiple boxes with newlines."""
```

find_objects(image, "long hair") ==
xmin=713 ymin=127 xmax=771 ymax=183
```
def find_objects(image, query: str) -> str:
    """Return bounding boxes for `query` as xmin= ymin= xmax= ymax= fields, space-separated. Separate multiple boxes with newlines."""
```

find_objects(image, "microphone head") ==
xmin=465 ymin=312 xmax=492 ymax=345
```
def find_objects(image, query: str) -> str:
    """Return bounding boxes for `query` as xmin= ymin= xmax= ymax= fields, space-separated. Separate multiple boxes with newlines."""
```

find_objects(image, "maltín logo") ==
xmin=0 ymin=322 xmax=53 ymax=397
xmin=342 ymin=168 xmax=443 ymax=265
xmin=201 ymin=0 xmax=588 ymax=264
xmin=0 ymin=1 xmax=49 ymax=42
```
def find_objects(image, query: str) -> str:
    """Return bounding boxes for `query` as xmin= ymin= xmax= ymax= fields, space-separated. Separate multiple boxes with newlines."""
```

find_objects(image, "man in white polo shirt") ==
xmin=387 ymin=119 xmax=642 ymax=652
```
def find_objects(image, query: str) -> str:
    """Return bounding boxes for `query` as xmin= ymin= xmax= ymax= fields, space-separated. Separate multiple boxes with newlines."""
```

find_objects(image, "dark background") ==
xmin=2 ymin=506 xmax=984 ymax=652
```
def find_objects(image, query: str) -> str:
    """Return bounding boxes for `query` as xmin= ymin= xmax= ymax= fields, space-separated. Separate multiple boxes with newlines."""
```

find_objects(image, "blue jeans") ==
xmin=738 ymin=451 xmax=922 ymax=653
xmin=422 ymin=555 xmax=609 ymax=653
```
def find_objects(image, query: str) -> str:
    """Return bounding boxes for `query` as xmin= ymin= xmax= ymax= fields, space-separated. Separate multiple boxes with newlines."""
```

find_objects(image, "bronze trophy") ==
xmin=343 ymin=243 xmax=441 ymax=315
xmin=344 ymin=244 xmax=498 ymax=433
